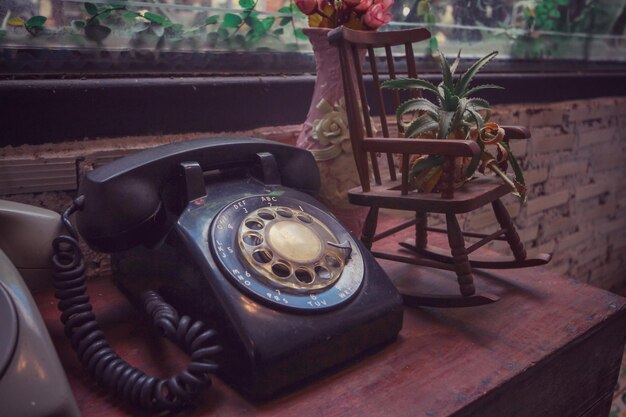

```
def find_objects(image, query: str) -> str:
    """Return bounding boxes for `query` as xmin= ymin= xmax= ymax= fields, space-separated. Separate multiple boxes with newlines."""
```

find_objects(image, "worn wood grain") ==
xmin=32 ymin=214 xmax=626 ymax=417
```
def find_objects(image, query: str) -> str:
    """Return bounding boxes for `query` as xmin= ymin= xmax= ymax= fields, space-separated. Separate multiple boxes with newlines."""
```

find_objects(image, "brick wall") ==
xmin=459 ymin=97 xmax=626 ymax=293
xmin=1 ymin=97 xmax=625 ymax=292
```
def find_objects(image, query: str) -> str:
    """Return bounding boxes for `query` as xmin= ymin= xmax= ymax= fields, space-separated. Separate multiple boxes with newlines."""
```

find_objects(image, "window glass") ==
xmin=1 ymin=0 xmax=625 ymax=75
xmin=389 ymin=0 xmax=626 ymax=61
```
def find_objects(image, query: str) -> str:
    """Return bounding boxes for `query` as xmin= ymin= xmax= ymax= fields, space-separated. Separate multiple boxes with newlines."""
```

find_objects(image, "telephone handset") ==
xmin=53 ymin=137 xmax=403 ymax=411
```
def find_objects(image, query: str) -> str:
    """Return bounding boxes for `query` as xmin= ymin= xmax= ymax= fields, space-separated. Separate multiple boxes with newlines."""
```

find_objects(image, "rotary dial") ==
xmin=238 ymin=206 xmax=350 ymax=292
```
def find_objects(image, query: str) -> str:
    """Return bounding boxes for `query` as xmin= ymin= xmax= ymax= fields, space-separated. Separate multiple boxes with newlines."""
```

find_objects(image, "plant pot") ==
xmin=404 ymin=130 xmax=471 ymax=194
xmin=296 ymin=27 xmax=368 ymax=236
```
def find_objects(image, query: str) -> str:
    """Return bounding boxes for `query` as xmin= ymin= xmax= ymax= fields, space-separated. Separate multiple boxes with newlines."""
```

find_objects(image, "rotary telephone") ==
xmin=52 ymin=137 xmax=403 ymax=412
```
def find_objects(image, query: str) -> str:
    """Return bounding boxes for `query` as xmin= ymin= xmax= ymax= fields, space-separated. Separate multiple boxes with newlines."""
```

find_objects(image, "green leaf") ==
xmin=26 ymin=16 xmax=47 ymax=28
xmin=122 ymin=11 xmax=138 ymax=21
xmin=170 ymin=23 xmax=183 ymax=33
xmin=205 ymin=15 xmax=219 ymax=25
xmin=412 ymin=155 xmax=445 ymax=177
xmin=72 ymin=20 xmax=86 ymax=29
xmin=144 ymin=12 xmax=166 ymax=25
xmin=455 ymin=51 xmax=498 ymax=97
xmin=84 ymin=22 xmax=111 ymax=42
xmin=381 ymin=78 xmax=442 ymax=100
xmin=429 ymin=36 xmax=439 ymax=52
xmin=440 ymin=84 xmax=459 ymax=111
xmin=262 ymin=16 xmax=275 ymax=29
xmin=465 ymin=107 xmax=484 ymax=131
xmin=7 ymin=17 xmax=25 ymax=27
xmin=245 ymin=14 xmax=260 ymax=27
xmin=395 ymin=98 xmax=439 ymax=125
xmin=449 ymin=49 xmax=461 ymax=76
xmin=439 ymin=50 xmax=453 ymax=90
xmin=98 ymin=10 xmax=112 ymax=20
xmin=279 ymin=16 xmax=292 ymax=26
xmin=84 ymin=2 xmax=98 ymax=16
xmin=278 ymin=6 xmax=291 ymax=13
xmin=464 ymin=83 xmax=504 ymax=97
xmin=450 ymin=97 xmax=468 ymax=135
xmin=466 ymin=97 xmax=490 ymax=110
xmin=417 ymin=0 xmax=430 ymax=16
xmin=273 ymin=28 xmax=284 ymax=35
xmin=405 ymin=115 xmax=439 ymax=138
xmin=437 ymin=110 xmax=455 ymax=138
xmin=222 ymin=13 xmax=242 ymax=27
xmin=239 ymin=0 xmax=255 ymax=9
xmin=294 ymin=28 xmax=307 ymax=40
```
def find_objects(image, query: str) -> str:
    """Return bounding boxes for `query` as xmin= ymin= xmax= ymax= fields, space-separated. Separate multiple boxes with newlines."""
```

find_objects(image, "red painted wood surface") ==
xmin=33 ymin=213 xmax=626 ymax=417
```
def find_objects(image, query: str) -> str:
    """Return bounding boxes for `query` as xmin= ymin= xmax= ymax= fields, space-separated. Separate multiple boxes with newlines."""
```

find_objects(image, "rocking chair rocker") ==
xmin=328 ymin=26 xmax=551 ymax=308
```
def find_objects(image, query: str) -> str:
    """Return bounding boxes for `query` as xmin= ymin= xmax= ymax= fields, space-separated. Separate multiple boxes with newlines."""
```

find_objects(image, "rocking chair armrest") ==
xmin=362 ymin=137 xmax=481 ymax=158
xmin=502 ymin=125 xmax=531 ymax=140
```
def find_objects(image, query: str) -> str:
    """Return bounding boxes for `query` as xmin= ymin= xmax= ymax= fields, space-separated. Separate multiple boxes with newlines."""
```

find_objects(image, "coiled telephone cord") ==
xmin=51 ymin=198 xmax=221 ymax=411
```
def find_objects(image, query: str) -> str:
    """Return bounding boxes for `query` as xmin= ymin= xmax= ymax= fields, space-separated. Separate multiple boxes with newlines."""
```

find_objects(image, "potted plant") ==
xmin=382 ymin=50 xmax=527 ymax=202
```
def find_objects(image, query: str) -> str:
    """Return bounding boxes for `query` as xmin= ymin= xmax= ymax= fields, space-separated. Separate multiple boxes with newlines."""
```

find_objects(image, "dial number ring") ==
xmin=238 ymin=206 xmax=347 ymax=291
xmin=209 ymin=195 xmax=364 ymax=312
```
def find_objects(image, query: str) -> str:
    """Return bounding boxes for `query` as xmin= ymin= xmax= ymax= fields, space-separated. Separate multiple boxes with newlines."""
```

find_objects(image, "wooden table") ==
xmin=34 ymin=227 xmax=626 ymax=417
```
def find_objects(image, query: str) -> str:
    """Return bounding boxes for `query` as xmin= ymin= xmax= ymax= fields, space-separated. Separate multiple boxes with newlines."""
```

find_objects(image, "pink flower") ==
xmin=354 ymin=0 xmax=373 ymax=13
xmin=363 ymin=3 xmax=392 ymax=29
xmin=295 ymin=0 xmax=318 ymax=15
xmin=375 ymin=0 xmax=393 ymax=11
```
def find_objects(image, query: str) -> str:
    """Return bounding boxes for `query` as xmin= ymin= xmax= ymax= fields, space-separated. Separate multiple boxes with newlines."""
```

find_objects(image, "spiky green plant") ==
xmin=381 ymin=50 xmax=527 ymax=201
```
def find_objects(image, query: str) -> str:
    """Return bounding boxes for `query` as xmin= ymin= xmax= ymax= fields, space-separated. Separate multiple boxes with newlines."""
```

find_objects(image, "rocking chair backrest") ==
xmin=327 ymin=26 xmax=431 ymax=194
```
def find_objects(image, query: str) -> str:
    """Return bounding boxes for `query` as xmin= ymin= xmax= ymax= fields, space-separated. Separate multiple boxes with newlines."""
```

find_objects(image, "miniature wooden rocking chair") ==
xmin=328 ymin=26 xmax=551 ymax=307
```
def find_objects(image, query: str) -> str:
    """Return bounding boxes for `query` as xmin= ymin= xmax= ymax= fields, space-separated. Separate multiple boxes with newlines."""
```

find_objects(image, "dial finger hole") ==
xmin=315 ymin=266 xmax=332 ymax=280
xmin=276 ymin=208 xmax=293 ymax=218
xmin=271 ymin=262 xmax=291 ymax=278
xmin=245 ymin=219 xmax=264 ymax=230
xmin=294 ymin=268 xmax=314 ymax=284
xmin=257 ymin=210 xmax=275 ymax=221
xmin=324 ymin=254 xmax=342 ymax=268
xmin=297 ymin=214 xmax=312 ymax=224
xmin=252 ymin=249 xmax=273 ymax=264
xmin=242 ymin=232 xmax=263 ymax=246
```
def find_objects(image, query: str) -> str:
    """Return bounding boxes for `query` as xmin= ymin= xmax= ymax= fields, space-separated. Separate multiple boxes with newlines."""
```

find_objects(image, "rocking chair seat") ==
xmin=348 ymin=176 xmax=511 ymax=214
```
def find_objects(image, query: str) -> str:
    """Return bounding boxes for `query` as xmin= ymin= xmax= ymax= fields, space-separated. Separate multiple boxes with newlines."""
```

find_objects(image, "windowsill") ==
xmin=1 ymin=71 xmax=626 ymax=146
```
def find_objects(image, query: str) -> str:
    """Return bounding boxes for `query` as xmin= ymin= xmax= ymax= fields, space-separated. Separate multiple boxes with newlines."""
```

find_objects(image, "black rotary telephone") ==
xmin=52 ymin=137 xmax=403 ymax=411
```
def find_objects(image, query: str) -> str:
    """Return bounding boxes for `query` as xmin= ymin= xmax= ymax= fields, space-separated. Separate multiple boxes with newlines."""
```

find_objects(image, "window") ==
xmin=1 ymin=0 xmax=625 ymax=76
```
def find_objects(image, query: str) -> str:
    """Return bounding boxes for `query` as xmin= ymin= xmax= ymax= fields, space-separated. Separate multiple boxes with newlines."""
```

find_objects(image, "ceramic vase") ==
xmin=297 ymin=27 xmax=368 ymax=237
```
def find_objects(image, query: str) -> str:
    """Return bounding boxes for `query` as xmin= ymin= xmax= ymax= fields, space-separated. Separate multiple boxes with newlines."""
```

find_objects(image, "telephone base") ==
xmin=113 ymin=179 xmax=403 ymax=400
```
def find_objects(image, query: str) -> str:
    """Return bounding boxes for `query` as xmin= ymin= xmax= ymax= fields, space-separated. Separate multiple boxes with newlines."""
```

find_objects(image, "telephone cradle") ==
xmin=53 ymin=137 xmax=403 ymax=410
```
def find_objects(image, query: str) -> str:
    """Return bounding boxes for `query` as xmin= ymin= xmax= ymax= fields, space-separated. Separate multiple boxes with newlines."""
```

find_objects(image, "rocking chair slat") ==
xmin=372 ymin=218 xmax=417 ymax=243
xmin=426 ymin=226 xmax=509 ymax=241
xmin=368 ymin=46 xmax=397 ymax=182
xmin=465 ymin=229 xmax=509 ymax=254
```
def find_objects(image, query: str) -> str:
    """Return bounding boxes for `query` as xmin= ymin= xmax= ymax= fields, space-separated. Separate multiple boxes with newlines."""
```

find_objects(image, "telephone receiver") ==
xmin=53 ymin=137 xmax=403 ymax=411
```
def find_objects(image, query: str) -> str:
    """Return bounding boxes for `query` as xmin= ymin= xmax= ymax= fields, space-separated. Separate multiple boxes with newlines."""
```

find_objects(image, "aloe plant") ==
xmin=381 ymin=51 xmax=527 ymax=202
